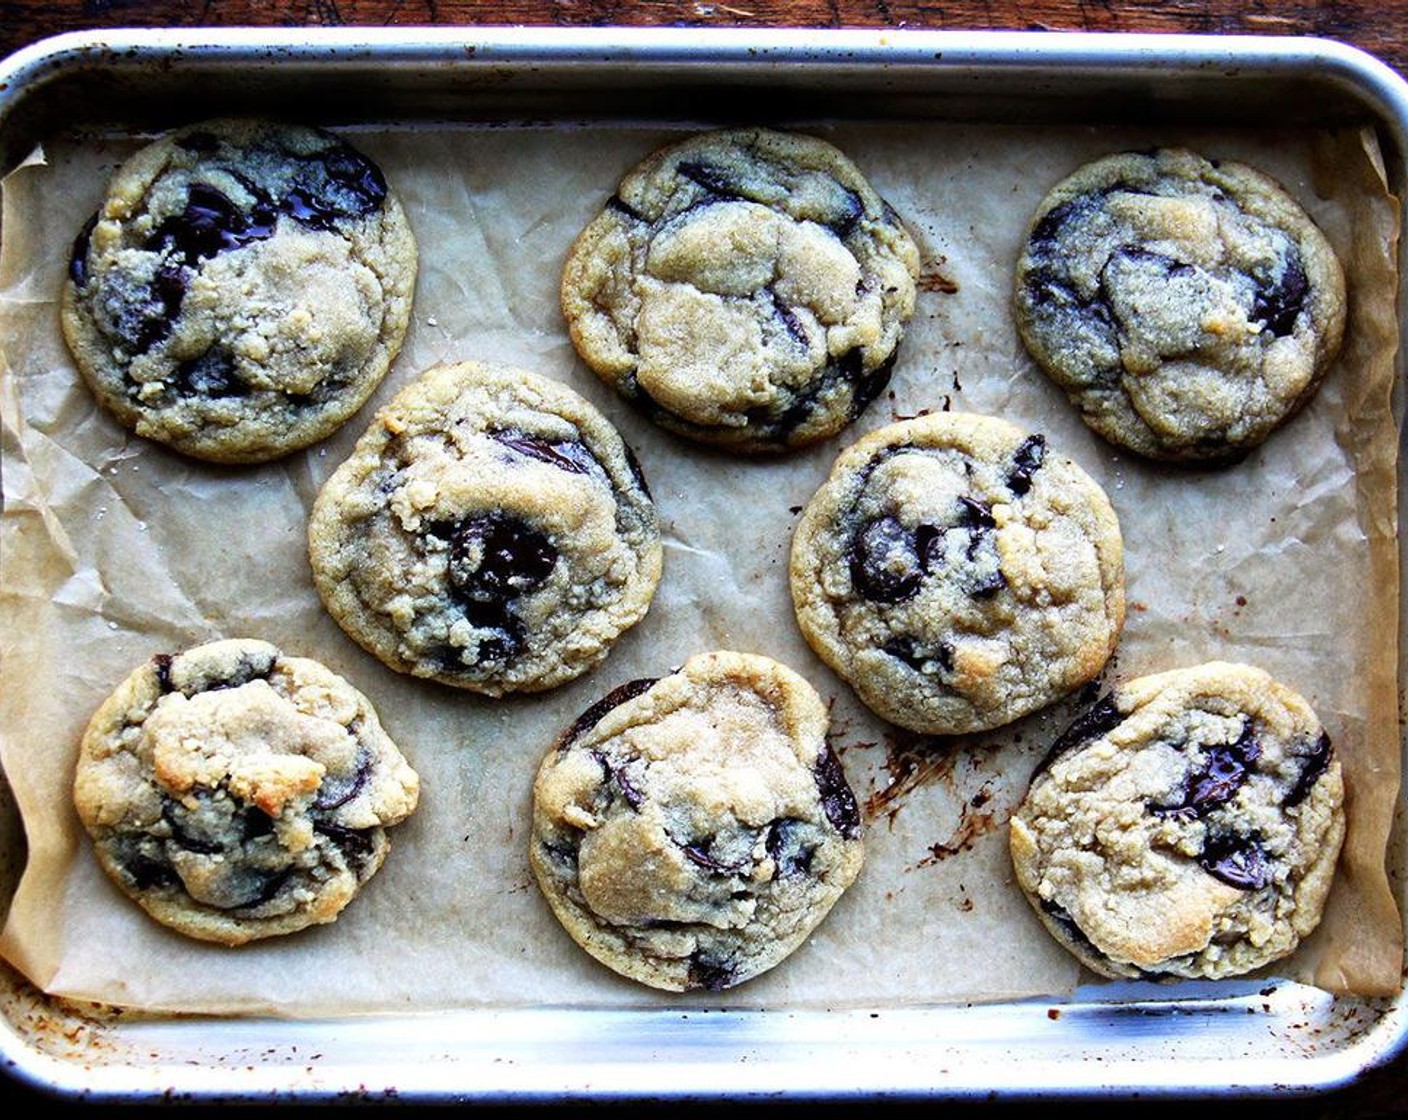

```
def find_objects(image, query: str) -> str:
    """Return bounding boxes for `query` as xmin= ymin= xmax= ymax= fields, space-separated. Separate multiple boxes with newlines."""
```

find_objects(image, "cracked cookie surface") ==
xmin=529 ymin=651 xmax=864 ymax=992
xmin=1014 ymin=147 xmax=1346 ymax=463
xmin=790 ymin=412 xmax=1124 ymax=735
xmin=62 ymin=118 xmax=417 ymax=463
xmin=561 ymin=128 xmax=920 ymax=453
xmin=73 ymin=638 xmax=420 ymax=945
xmin=308 ymin=360 xmax=662 ymax=696
xmin=1009 ymin=661 xmax=1345 ymax=980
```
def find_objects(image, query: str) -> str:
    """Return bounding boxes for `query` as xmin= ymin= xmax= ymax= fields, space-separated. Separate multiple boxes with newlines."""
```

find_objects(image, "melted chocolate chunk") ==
xmin=1008 ymin=434 xmax=1047 ymax=496
xmin=1035 ymin=695 xmax=1123 ymax=776
xmin=174 ymin=348 xmax=246 ymax=398
xmin=882 ymin=635 xmax=954 ymax=676
xmin=676 ymin=160 xmax=742 ymax=200
xmin=160 ymin=796 xmax=228 ymax=856
xmin=1251 ymin=246 xmax=1309 ymax=338
xmin=680 ymin=837 xmax=739 ymax=874
xmin=69 ymin=212 xmax=98 ymax=287
xmin=607 ymin=193 xmax=646 ymax=222
xmin=148 ymin=182 xmax=279 ymax=266
xmin=152 ymin=653 xmax=175 ymax=693
xmin=315 ymin=821 xmax=378 ymax=873
xmin=957 ymin=496 xmax=995 ymax=532
xmin=850 ymin=515 xmax=926 ymax=603
xmin=814 ymin=745 xmax=861 ymax=839
xmin=769 ymin=289 xmax=811 ymax=348
xmin=969 ymin=568 xmax=1007 ymax=599
xmin=1107 ymin=244 xmax=1197 ymax=283
xmin=765 ymin=818 xmax=816 ymax=877
xmin=592 ymin=749 xmax=646 ymax=810
xmin=687 ymin=952 xmax=738 ymax=992
xmin=564 ymin=677 xmax=661 ymax=747
xmin=313 ymin=748 xmax=371 ymax=811
xmin=445 ymin=512 xmax=558 ymax=603
xmin=460 ymin=598 xmax=526 ymax=664
xmin=490 ymin=430 xmax=599 ymax=476
xmin=1283 ymin=731 xmax=1333 ymax=808
xmin=118 ymin=842 xmax=181 ymax=892
xmin=623 ymin=444 xmax=652 ymax=499
xmin=1199 ymin=831 xmax=1272 ymax=891
xmin=822 ymin=187 xmax=865 ymax=238
xmin=1150 ymin=722 xmax=1261 ymax=817
xmin=202 ymin=649 xmax=277 ymax=693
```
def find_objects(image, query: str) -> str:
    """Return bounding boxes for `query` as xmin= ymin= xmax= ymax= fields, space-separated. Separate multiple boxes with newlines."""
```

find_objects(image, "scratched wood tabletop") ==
xmin=0 ymin=1 xmax=1406 ymax=1115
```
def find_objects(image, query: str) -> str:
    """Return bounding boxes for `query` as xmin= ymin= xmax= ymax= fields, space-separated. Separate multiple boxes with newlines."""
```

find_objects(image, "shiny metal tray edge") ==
xmin=0 ymin=25 xmax=1405 ymax=1103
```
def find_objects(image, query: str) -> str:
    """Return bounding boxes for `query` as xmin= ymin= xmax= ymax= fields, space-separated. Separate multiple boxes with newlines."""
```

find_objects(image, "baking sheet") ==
xmin=0 ymin=118 xmax=1400 ymax=1017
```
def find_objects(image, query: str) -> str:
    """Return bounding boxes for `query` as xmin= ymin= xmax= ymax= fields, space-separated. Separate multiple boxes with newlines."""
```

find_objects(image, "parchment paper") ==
xmin=0 ymin=121 xmax=1400 ymax=1017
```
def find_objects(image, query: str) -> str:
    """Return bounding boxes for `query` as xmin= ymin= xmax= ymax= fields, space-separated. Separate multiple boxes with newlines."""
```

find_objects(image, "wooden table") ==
xmin=0 ymin=1 xmax=1405 ymax=1114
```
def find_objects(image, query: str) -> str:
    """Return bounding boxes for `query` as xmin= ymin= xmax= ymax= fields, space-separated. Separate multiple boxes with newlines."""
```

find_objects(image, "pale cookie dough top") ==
xmin=73 ymin=638 xmax=420 ymax=946
xmin=308 ymin=361 xmax=663 ymax=696
xmin=529 ymin=651 xmax=865 ymax=992
xmin=561 ymin=127 xmax=920 ymax=453
xmin=790 ymin=412 xmax=1125 ymax=735
xmin=62 ymin=118 xmax=418 ymax=463
xmin=1014 ymin=147 xmax=1346 ymax=463
xmin=1009 ymin=662 xmax=1345 ymax=981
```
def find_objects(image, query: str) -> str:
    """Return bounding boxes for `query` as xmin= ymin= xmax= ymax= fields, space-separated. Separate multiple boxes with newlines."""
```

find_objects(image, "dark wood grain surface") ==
xmin=0 ymin=1 xmax=1406 ymax=1114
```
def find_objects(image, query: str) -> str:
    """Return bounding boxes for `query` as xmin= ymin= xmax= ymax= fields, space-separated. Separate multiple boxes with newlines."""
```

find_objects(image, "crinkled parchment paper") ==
xmin=0 ymin=122 xmax=1400 ymax=1016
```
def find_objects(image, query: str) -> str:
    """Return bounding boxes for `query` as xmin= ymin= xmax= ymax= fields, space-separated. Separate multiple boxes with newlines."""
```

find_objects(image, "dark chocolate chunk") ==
xmin=147 ymin=182 xmax=279 ymax=266
xmin=117 ymin=841 xmax=181 ymax=892
xmin=606 ymin=193 xmax=646 ymax=222
xmin=490 ymin=429 xmax=600 ymax=476
xmin=813 ymin=744 xmax=861 ymax=839
xmin=769 ymin=289 xmax=811 ymax=348
xmin=1035 ymin=695 xmax=1123 ymax=776
xmin=679 ymin=836 xmax=739 ymax=874
xmin=69 ymin=212 xmax=98 ymax=287
xmin=315 ymin=821 xmax=378 ymax=873
xmin=174 ymin=348 xmax=247 ymax=398
xmin=459 ymin=598 xmax=526 ymax=664
xmin=152 ymin=653 xmax=175 ymax=693
xmin=1008 ymin=434 xmax=1047 ymax=496
xmin=849 ymin=515 xmax=926 ymax=603
xmin=765 ymin=817 xmax=816 ymax=877
xmin=882 ymin=635 xmax=954 ymax=676
xmin=563 ymin=677 xmax=661 ymax=747
xmin=1283 ymin=731 xmax=1333 ymax=808
xmin=160 ymin=795 xmax=227 ymax=856
xmin=592 ymin=749 xmax=646 ymax=810
xmin=1150 ymin=722 xmax=1261 ymax=818
xmin=687 ymin=951 xmax=738 ymax=992
xmin=313 ymin=748 xmax=370 ymax=811
xmin=1199 ymin=831 xmax=1272 ymax=891
xmin=445 ymin=512 xmax=558 ymax=603
xmin=1251 ymin=245 xmax=1309 ymax=338
xmin=676 ymin=160 xmax=742 ymax=200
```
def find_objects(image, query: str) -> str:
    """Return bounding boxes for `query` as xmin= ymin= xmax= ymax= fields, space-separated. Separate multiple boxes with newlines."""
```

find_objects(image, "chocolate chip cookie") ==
xmin=529 ymin=651 xmax=864 ymax=992
xmin=790 ymin=412 xmax=1125 ymax=735
xmin=1009 ymin=661 xmax=1345 ymax=980
xmin=308 ymin=360 xmax=663 ymax=696
xmin=1014 ymin=147 xmax=1346 ymax=462
xmin=62 ymin=118 xmax=417 ymax=463
xmin=560 ymin=128 xmax=921 ymax=453
xmin=72 ymin=638 xmax=421 ymax=946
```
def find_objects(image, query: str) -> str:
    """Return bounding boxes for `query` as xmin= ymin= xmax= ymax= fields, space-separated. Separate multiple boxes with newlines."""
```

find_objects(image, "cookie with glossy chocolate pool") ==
xmin=529 ymin=651 xmax=864 ymax=992
xmin=561 ymin=127 xmax=921 ymax=453
xmin=1009 ymin=662 xmax=1345 ymax=980
xmin=1014 ymin=147 xmax=1346 ymax=462
xmin=73 ymin=638 xmax=420 ymax=946
xmin=62 ymin=118 xmax=417 ymax=463
xmin=308 ymin=360 xmax=662 ymax=696
xmin=790 ymin=412 xmax=1125 ymax=735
